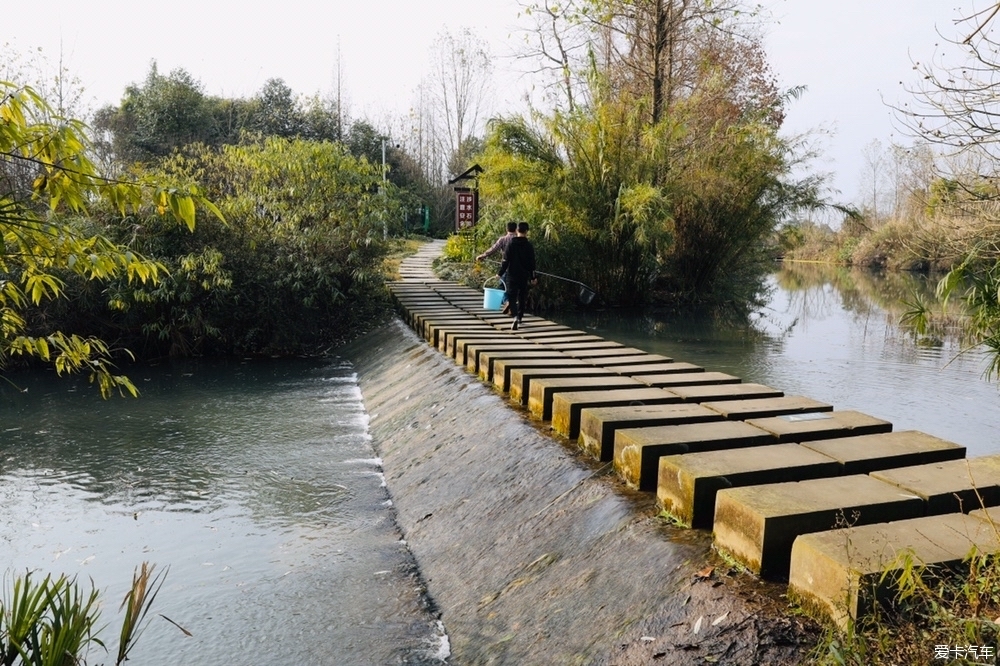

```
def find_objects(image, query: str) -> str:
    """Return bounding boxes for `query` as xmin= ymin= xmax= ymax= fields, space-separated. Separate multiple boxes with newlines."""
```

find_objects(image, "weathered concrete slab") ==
xmin=802 ymin=430 xmax=967 ymax=475
xmin=613 ymin=420 xmax=770 ymax=490
xmin=509 ymin=368 xmax=617 ymax=405
xmin=657 ymin=444 xmax=841 ymax=528
xmin=526 ymin=376 xmax=644 ymax=419
xmin=713 ymin=475 xmax=925 ymax=579
xmin=418 ymin=316 xmax=480 ymax=342
xmin=527 ymin=335 xmax=607 ymax=345
xmin=403 ymin=308 xmax=461 ymax=328
xmin=870 ymin=455 xmax=1000 ymax=514
xmin=513 ymin=325 xmax=573 ymax=334
xmin=583 ymin=406 xmax=729 ymax=462
xmin=668 ymin=383 xmax=784 ymax=403
xmin=603 ymin=362 xmax=703 ymax=375
xmin=441 ymin=328 xmax=511 ymax=354
xmin=788 ymin=513 xmax=1000 ymax=630
xmin=435 ymin=321 xmax=496 ymax=358
xmin=745 ymin=410 xmax=892 ymax=443
xmin=515 ymin=329 xmax=593 ymax=340
xmin=460 ymin=340 xmax=538 ymax=371
xmin=477 ymin=350 xmax=571 ymax=382
xmin=550 ymin=387 xmax=683 ymax=439
xmin=702 ymin=396 xmax=832 ymax=420
xmin=640 ymin=372 xmax=742 ymax=388
xmin=588 ymin=354 xmax=674 ymax=366
xmin=544 ymin=341 xmax=625 ymax=352
xmin=559 ymin=347 xmax=649 ymax=359
xmin=493 ymin=358 xmax=589 ymax=393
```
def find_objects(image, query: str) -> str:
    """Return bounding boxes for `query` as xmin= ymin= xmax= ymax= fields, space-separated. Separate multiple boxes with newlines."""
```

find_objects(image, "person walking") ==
xmin=478 ymin=221 xmax=518 ymax=313
xmin=476 ymin=222 xmax=517 ymax=262
xmin=498 ymin=222 xmax=536 ymax=330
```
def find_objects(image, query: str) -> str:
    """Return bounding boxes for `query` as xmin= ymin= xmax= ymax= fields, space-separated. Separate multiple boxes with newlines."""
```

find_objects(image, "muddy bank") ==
xmin=343 ymin=320 xmax=818 ymax=665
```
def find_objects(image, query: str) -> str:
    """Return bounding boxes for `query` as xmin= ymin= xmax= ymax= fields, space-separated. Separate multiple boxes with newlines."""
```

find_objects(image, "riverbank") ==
xmin=342 ymin=319 xmax=819 ymax=664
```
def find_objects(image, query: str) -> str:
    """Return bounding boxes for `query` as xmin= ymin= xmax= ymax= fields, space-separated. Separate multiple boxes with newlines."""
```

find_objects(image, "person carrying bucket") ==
xmin=477 ymin=221 xmax=518 ymax=314
xmin=498 ymin=222 xmax=536 ymax=330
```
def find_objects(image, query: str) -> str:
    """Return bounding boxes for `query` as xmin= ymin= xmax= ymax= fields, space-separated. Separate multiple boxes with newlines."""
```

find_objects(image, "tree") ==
xmin=250 ymin=78 xmax=305 ymax=138
xmin=1 ymin=82 xmax=220 ymax=396
xmin=422 ymin=28 xmax=494 ymax=181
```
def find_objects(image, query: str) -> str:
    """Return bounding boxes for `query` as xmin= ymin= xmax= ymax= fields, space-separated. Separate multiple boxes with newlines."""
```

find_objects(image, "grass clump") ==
xmin=808 ymin=547 xmax=1000 ymax=665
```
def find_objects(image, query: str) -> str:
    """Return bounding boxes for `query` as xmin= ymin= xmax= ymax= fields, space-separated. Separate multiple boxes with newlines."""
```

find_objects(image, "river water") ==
xmin=0 ymin=358 xmax=446 ymax=665
xmin=553 ymin=263 xmax=1000 ymax=458
xmin=2 ymin=263 xmax=999 ymax=664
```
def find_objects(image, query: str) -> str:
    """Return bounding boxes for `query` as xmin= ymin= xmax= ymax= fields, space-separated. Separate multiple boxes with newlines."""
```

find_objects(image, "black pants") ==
xmin=506 ymin=280 xmax=529 ymax=320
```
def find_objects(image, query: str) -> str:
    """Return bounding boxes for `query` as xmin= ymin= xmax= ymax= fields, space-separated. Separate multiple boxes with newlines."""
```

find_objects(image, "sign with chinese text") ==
xmin=455 ymin=188 xmax=478 ymax=230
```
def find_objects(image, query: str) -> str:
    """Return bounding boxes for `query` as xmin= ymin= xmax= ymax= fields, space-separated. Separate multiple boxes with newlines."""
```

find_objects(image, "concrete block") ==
xmin=492 ymin=358 xmax=589 ymax=393
xmin=640 ymin=372 xmax=742 ymax=388
xmin=746 ymin=410 xmax=892 ymax=443
xmin=667 ymin=383 xmax=784 ymax=403
xmin=477 ymin=350 xmax=570 ymax=382
xmin=703 ymin=396 xmax=832 ymax=420
xmin=603 ymin=362 xmax=703 ymax=376
xmin=550 ymin=387 xmax=683 ymax=439
xmin=657 ymin=444 xmax=841 ymax=528
xmin=559 ymin=347 xmax=649 ymax=359
xmin=870 ymin=455 xmax=1000 ymax=515
xmin=613 ymin=420 xmax=770 ymax=490
xmin=587 ymin=353 xmax=673 ymax=366
xmin=545 ymin=341 xmax=625 ymax=352
xmin=582 ymin=405 xmax=728 ymax=462
xmin=789 ymin=513 xmax=1000 ymax=630
xmin=460 ymin=341 xmax=537 ymax=372
xmin=713 ymin=475 xmax=925 ymax=579
xmin=523 ymin=334 xmax=605 ymax=345
xmin=802 ymin=431 xmax=966 ymax=475
xmin=509 ymin=367 xmax=615 ymax=404
xmin=525 ymin=376 xmax=643 ymax=419
xmin=440 ymin=330 xmax=499 ymax=356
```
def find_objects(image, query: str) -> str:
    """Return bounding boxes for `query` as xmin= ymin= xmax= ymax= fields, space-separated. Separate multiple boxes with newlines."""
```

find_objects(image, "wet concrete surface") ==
xmin=344 ymin=320 xmax=819 ymax=665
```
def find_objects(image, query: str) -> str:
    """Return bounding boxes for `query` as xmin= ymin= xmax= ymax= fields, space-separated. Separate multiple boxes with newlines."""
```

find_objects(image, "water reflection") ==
xmin=553 ymin=263 xmax=1000 ymax=457
xmin=0 ymin=358 xmax=442 ymax=665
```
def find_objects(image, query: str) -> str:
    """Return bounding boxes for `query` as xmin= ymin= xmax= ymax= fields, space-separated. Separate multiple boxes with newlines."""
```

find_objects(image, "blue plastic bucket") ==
xmin=483 ymin=287 xmax=505 ymax=310
xmin=483 ymin=278 xmax=506 ymax=310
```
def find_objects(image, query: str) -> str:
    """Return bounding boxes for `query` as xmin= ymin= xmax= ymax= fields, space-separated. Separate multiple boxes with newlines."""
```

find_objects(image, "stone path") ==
xmin=391 ymin=242 xmax=1000 ymax=632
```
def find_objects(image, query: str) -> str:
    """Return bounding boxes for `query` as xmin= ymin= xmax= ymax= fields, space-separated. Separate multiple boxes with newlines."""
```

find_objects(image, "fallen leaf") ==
xmin=712 ymin=611 xmax=729 ymax=626
xmin=693 ymin=616 xmax=704 ymax=634
xmin=694 ymin=566 xmax=714 ymax=580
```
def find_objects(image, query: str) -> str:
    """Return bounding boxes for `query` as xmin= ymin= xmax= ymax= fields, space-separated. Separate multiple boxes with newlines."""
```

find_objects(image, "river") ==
xmin=552 ymin=262 xmax=1000 ymax=457
xmin=1 ymin=263 xmax=998 ymax=664
xmin=0 ymin=358 xmax=446 ymax=665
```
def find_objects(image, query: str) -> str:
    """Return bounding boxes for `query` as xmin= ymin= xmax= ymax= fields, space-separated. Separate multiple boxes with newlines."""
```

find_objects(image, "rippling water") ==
xmin=0 ymin=358 xmax=443 ymax=665
xmin=553 ymin=265 xmax=1000 ymax=457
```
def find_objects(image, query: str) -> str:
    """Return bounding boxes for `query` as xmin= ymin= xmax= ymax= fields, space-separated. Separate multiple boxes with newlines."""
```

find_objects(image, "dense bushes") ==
xmin=87 ymin=136 xmax=397 ymax=357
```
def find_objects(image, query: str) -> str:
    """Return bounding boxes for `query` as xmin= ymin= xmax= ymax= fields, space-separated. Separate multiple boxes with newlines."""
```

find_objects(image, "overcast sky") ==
xmin=2 ymin=0 xmax=975 ymax=205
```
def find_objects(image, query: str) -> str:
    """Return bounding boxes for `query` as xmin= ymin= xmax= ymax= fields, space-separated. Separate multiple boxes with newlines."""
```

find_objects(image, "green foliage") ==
xmin=459 ymin=70 xmax=818 ymax=307
xmin=935 ymin=252 xmax=1000 ymax=380
xmin=99 ymin=135 xmax=397 ymax=356
xmin=0 ymin=564 xmax=166 ymax=666
xmin=0 ymin=81 xmax=219 ymax=396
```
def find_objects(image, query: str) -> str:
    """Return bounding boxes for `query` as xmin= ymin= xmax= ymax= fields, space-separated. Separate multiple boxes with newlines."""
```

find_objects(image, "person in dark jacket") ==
xmin=477 ymin=221 xmax=518 ymax=313
xmin=498 ymin=222 xmax=536 ymax=330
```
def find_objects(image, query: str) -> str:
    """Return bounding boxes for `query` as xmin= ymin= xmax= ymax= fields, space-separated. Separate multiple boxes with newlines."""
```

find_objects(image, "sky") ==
xmin=1 ymin=0 xmax=977 ymax=206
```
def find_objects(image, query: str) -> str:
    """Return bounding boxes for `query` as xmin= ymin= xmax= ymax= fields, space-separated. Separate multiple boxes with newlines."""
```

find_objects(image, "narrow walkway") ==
xmin=388 ymin=241 xmax=1000 ymax=635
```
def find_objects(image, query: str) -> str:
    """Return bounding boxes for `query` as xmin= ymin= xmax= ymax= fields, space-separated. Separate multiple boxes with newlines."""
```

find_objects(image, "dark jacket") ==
xmin=499 ymin=236 xmax=536 ymax=284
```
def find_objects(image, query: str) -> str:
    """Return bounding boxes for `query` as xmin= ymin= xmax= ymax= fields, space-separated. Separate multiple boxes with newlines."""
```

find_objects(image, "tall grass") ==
xmin=0 ymin=563 xmax=169 ymax=666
